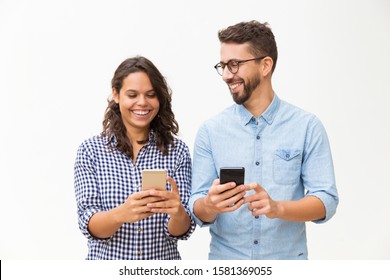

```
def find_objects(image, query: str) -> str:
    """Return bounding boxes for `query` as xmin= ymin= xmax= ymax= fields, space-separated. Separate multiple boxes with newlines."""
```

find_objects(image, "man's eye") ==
xmin=229 ymin=61 xmax=239 ymax=67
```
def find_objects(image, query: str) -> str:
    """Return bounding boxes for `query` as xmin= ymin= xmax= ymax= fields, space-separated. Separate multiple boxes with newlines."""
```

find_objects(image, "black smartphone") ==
xmin=220 ymin=167 xmax=245 ymax=185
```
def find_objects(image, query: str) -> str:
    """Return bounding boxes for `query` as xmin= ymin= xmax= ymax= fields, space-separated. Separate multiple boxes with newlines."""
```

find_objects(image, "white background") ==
xmin=0 ymin=0 xmax=389 ymax=260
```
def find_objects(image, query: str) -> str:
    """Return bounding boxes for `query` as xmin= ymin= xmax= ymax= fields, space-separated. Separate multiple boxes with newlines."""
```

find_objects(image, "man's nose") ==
xmin=222 ymin=66 xmax=234 ymax=81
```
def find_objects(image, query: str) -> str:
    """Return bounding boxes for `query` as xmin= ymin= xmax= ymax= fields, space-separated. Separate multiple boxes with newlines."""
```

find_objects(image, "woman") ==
xmin=74 ymin=56 xmax=195 ymax=259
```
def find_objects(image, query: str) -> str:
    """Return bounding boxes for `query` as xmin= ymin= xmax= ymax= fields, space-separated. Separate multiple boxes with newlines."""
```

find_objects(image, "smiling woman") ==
xmin=104 ymin=57 xmax=179 ymax=160
xmin=112 ymin=71 xmax=160 ymax=158
xmin=73 ymin=56 xmax=196 ymax=260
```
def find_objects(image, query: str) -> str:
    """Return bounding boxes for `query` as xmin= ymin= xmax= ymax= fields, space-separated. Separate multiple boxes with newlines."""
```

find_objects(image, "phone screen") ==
xmin=220 ymin=167 xmax=245 ymax=185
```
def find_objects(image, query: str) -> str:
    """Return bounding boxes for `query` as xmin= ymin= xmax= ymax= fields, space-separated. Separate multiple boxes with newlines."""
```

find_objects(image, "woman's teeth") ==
xmin=133 ymin=110 xmax=149 ymax=115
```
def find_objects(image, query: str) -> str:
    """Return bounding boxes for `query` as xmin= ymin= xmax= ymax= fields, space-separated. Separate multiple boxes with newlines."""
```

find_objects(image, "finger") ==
xmin=220 ymin=191 xmax=246 ymax=208
xmin=134 ymin=205 xmax=156 ymax=214
xmin=136 ymin=212 xmax=155 ymax=220
xmin=221 ymin=185 xmax=246 ymax=200
xmin=246 ymin=182 xmax=264 ymax=192
xmin=147 ymin=189 xmax=170 ymax=200
xmin=210 ymin=179 xmax=231 ymax=194
xmin=220 ymin=181 xmax=237 ymax=190
xmin=131 ymin=190 xmax=154 ymax=200
xmin=149 ymin=208 xmax=164 ymax=213
xmin=247 ymin=200 xmax=262 ymax=212
xmin=148 ymin=205 xmax=175 ymax=214
xmin=243 ymin=192 xmax=259 ymax=203
xmin=167 ymin=176 xmax=179 ymax=194
xmin=251 ymin=206 xmax=270 ymax=217
xmin=147 ymin=201 xmax=170 ymax=209
xmin=125 ymin=194 xmax=157 ymax=208
xmin=143 ymin=195 xmax=165 ymax=204
xmin=243 ymin=184 xmax=266 ymax=203
xmin=147 ymin=197 xmax=179 ymax=209
xmin=144 ymin=188 xmax=164 ymax=197
xmin=217 ymin=182 xmax=237 ymax=195
xmin=221 ymin=198 xmax=245 ymax=213
xmin=149 ymin=207 xmax=173 ymax=214
xmin=213 ymin=178 xmax=220 ymax=186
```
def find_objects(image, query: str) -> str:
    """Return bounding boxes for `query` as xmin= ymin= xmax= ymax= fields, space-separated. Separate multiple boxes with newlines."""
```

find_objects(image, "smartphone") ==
xmin=220 ymin=167 xmax=245 ymax=186
xmin=141 ymin=169 xmax=167 ymax=191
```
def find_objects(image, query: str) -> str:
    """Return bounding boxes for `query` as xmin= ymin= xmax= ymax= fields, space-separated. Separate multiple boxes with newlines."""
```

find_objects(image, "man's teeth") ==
xmin=230 ymin=82 xmax=241 ymax=89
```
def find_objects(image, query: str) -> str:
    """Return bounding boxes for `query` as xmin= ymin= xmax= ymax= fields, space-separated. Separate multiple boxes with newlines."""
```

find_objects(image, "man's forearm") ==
xmin=193 ymin=197 xmax=218 ymax=223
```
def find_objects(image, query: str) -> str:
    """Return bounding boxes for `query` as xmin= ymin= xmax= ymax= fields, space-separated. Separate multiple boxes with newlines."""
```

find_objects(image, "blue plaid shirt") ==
xmin=74 ymin=131 xmax=195 ymax=259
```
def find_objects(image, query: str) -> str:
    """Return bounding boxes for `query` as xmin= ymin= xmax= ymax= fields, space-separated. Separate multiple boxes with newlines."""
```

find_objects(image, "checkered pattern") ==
xmin=74 ymin=131 xmax=195 ymax=259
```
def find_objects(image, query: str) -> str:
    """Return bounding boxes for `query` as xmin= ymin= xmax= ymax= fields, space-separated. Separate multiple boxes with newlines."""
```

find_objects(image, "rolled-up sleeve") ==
xmin=165 ymin=141 xmax=196 ymax=239
xmin=189 ymin=124 xmax=219 ymax=227
xmin=74 ymin=142 xmax=102 ymax=239
xmin=302 ymin=116 xmax=339 ymax=223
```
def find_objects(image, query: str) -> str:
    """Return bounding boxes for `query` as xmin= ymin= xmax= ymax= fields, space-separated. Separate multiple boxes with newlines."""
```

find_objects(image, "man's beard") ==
xmin=230 ymin=75 xmax=261 ymax=105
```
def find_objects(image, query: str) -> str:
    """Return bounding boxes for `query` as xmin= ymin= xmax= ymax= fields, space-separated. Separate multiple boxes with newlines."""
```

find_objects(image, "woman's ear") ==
xmin=112 ymin=88 xmax=119 ymax=103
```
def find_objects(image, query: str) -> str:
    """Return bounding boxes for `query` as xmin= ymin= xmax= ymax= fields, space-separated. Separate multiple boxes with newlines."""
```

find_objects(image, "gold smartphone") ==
xmin=141 ymin=169 xmax=167 ymax=191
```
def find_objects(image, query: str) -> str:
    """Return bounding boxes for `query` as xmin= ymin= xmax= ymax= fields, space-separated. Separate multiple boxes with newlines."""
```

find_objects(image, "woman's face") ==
xmin=113 ymin=71 xmax=160 ymax=134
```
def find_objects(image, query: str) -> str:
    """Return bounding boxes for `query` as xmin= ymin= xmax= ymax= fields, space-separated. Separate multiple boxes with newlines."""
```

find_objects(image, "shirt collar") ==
xmin=261 ymin=94 xmax=280 ymax=125
xmin=148 ymin=130 xmax=156 ymax=144
xmin=105 ymin=129 xmax=156 ymax=145
xmin=237 ymin=94 xmax=280 ymax=126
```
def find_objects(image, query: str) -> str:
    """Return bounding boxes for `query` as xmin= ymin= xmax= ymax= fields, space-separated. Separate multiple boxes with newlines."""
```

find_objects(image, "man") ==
xmin=189 ymin=20 xmax=339 ymax=259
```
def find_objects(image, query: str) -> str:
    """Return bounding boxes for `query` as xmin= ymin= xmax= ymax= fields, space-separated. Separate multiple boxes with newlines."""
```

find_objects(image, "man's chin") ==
xmin=231 ymin=92 xmax=246 ymax=105
xmin=233 ymin=99 xmax=245 ymax=105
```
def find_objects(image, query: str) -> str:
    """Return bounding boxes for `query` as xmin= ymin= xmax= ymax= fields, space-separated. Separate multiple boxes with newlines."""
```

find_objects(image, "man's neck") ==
xmin=243 ymin=83 xmax=274 ymax=118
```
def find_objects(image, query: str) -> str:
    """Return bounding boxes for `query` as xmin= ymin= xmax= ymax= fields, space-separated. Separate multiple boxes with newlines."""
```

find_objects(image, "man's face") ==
xmin=220 ymin=43 xmax=261 ymax=104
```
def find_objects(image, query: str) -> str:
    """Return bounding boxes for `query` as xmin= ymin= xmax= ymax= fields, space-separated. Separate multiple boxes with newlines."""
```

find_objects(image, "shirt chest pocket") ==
xmin=273 ymin=149 xmax=302 ymax=185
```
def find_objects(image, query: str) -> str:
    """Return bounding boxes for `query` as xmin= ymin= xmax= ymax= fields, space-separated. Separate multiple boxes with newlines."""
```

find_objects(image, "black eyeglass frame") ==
xmin=214 ymin=55 xmax=268 ymax=76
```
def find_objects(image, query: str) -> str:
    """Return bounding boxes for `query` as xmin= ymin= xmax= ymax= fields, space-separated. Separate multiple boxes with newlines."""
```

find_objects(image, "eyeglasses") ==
xmin=214 ymin=55 xmax=267 ymax=76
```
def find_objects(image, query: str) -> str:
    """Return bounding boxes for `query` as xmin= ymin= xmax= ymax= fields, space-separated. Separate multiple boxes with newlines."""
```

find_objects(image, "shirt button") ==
xmin=137 ymin=250 xmax=142 ymax=255
xmin=256 ymin=136 xmax=260 ymax=140
xmin=286 ymin=154 xmax=290 ymax=159
xmin=254 ymin=240 xmax=259 ymax=245
xmin=256 ymin=161 xmax=260 ymax=166
xmin=137 ymin=227 xmax=142 ymax=232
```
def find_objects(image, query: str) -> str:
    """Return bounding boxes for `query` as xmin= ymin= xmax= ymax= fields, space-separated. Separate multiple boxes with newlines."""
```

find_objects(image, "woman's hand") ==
xmin=116 ymin=191 xmax=162 ymax=223
xmin=146 ymin=176 xmax=192 ymax=236
xmin=146 ymin=176 xmax=185 ymax=218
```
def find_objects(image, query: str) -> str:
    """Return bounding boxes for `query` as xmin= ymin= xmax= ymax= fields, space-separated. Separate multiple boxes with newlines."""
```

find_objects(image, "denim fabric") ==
xmin=189 ymin=95 xmax=338 ymax=259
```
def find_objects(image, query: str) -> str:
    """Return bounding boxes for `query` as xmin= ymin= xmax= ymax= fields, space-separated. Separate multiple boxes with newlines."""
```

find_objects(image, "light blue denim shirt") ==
xmin=189 ymin=94 xmax=339 ymax=260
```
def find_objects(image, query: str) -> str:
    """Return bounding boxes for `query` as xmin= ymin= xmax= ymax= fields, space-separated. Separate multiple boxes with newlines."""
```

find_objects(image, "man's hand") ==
xmin=193 ymin=179 xmax=248 ymax=223
xmin=244 ymin=182 xmax=281 ymax=219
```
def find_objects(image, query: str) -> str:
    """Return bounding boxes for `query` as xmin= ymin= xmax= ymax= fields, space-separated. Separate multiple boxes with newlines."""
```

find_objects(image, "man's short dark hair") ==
xmin=218 ymin=20 xmax=278 ymax=73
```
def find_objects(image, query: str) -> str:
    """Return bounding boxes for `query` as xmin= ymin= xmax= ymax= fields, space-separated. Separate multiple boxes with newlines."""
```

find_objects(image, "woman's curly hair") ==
xmin=102 ymin=56 xmax=178 ymax=159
